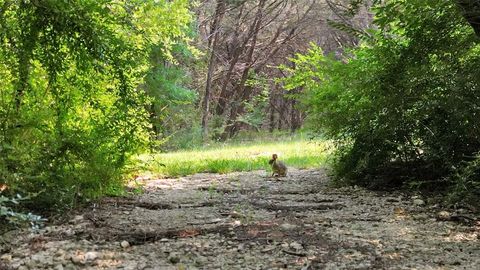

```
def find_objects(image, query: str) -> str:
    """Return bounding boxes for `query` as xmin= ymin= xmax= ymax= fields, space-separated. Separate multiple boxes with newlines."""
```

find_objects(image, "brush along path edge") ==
xmin=1 ymin=169 xmax=479 ymax=269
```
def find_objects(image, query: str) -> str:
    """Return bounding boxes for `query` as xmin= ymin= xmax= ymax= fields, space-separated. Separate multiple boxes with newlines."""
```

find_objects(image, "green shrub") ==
xmin=283 ymin=0 xmax=480 ymax=201
xmin=0 ymin=0 xmax=192 ymax=213
xmin=449 ymin=158 xmax=480 ymax=205
xmin=0 ymin=194 xmax=46 ymax=231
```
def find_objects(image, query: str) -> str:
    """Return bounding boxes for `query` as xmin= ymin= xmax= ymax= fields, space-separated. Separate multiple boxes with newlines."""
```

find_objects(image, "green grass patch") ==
xmin=134 ymin=137 xmax=332 ymax=178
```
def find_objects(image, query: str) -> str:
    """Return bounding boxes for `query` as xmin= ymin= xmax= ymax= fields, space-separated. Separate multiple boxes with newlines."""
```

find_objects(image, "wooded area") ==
xmin=1 ymin=0 xmax=480 ymax=227
xmin=196 ymin=0 xmax=371 ymax=140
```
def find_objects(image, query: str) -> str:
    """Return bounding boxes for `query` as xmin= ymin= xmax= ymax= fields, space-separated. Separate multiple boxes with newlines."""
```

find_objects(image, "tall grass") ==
xmin=134 ymin=135 xmax=331 ymax=177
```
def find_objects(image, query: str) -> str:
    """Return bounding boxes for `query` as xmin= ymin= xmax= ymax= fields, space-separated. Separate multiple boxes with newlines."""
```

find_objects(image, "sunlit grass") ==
xmin=134 ymin=137 xmax=332 ymax=178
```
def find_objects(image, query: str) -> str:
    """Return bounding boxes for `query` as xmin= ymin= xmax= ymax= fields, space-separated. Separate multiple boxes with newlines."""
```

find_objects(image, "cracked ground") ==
xmin=0 ymin=169 xmax=479 ymax=269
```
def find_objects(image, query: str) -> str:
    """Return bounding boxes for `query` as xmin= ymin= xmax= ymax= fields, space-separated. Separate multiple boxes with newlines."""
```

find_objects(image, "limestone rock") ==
xmin=121 ymin=240 xmax=130 ymax=248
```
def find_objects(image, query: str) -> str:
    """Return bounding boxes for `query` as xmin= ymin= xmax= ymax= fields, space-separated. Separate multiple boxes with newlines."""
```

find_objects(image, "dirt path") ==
xmin=1 ymin=169 xmax=479 ymax=269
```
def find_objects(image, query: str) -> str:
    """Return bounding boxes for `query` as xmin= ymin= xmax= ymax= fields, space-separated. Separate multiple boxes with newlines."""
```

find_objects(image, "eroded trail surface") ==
xmin=1 ymin=169 xmax=479 ymax=269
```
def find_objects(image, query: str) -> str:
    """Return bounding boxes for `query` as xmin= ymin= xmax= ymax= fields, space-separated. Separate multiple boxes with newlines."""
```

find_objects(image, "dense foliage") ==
xmin=284 ymin=0 xmax=480 ymax=202
xmin=0 ymin=0 xmax=192 ymax=213
xmin=144 ymin=42 xmax=199 ymax=150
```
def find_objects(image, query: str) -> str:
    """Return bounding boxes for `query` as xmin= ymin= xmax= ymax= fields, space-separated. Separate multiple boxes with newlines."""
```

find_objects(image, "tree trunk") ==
xmin=221 ymin=0 xmax=266 ymax=139
xmin=201 ymin=0 xmax=225 ymax=141
xmin=215 ymin=4 xmax=252 ymax=116
xmin=269 ymin=88 xmax=276 ymax=133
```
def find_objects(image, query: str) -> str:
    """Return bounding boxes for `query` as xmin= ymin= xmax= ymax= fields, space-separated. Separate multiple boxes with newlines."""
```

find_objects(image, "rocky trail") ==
xmin=1 ymin=169 xmax=479 ymax=269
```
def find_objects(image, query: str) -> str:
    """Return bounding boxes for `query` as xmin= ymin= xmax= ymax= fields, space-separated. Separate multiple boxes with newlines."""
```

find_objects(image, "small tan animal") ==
xmin=269 ymin=154 xmax=287 ymax=177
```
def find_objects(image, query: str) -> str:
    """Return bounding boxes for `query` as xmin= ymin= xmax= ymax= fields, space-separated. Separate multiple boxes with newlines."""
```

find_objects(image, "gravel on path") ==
xmin=1 ymin=169 xmax=478 ymax=269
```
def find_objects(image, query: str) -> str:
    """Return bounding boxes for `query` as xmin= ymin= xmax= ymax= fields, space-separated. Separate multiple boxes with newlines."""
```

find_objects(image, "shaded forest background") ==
xmin=1 ymin=0 xmax=480 ymax=227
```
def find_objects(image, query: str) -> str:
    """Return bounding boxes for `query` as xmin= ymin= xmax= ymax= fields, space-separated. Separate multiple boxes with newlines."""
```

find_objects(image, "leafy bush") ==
xmin=284 ymin=0 xmax=480 ymax=200
xmin=0 ymin=194 xmax=46 ymax=230
xmin=0 ymin=0 xmax=192 ymax=212
xmin=144 ymin=43 xmax=200 ymax=151
xmin=450 ymin=157 xmax=480 ymax=205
